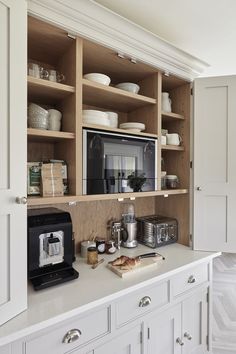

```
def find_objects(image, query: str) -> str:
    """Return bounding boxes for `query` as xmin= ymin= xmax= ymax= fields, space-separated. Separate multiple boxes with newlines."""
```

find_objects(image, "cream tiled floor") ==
xmin=213 ymin=254 xmax=236 ymax=354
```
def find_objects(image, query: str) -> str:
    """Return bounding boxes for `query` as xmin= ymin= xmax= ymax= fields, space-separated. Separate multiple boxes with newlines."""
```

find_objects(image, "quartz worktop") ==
xmin=0 ymin=243 xmax=220 ymax=346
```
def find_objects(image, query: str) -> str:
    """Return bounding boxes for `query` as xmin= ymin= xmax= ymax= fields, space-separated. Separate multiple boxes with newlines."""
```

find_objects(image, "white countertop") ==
xmin=0 ymin=244 xmax=220 ymax=346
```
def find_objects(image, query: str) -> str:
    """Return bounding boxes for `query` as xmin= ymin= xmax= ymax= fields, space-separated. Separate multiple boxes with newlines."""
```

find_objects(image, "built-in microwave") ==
xmin=83 ymin=129 xmax=158 ymax=195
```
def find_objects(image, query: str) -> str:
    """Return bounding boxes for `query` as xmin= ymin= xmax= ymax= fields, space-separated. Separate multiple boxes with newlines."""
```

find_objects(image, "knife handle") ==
xmin=138 ymin=252 xmax=165 ymax=260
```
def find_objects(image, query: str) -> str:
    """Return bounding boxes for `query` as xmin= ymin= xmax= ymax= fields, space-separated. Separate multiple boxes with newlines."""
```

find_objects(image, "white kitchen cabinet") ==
xmin=194 ymin=75 xmax=236 ymax=252
xmin=0 ymin=0 xmax=27 ymax=325
xmin=94 ymin=325 xmax=142 ymax=354
xmin=146 ymin=304 xmax=182 ymax=354
xmin=146 ymin=287 xmax=208 ymax=354
xmin=182 ymin=287 xmax=209 ymax=354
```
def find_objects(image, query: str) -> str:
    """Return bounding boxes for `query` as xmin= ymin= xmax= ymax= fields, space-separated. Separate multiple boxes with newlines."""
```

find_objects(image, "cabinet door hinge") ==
xmin=147 ymin=327 xmax=150 ymax=340
xmin=189 ymin=234 xmax=193 ymax=242
xmin=206 ymin=292 xmax=209 ymax=303
xmin=206 ymin=335 xmax=209 ymax=345
xmin=190 ymin=160 xmax=193 ymax=169
xmin=140 ymin=331 xmax=143 ymax=344
xmin=191 ymin=87 xmax=194 ymax=96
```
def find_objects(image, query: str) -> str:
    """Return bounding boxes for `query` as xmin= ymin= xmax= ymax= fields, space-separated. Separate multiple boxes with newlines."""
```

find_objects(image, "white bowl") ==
xmin=83 ymin=73 xmax=111 ymax=86
xmin=115 ymin=82 xmax=140 ymax=94
xmin=83 ymin=110 xmax=108 ymax=119
xmin=83 ymin=115 xmax=110 ymax=127
xmin=28 ymin=115 xmax=48 ymax=130
xmin=106 ymin=112 xmax=118 ymax=128
xmin=28 ymin=103 xmax=48 ymax=119
xmin=119 ymin=122 xmax=145 ymax=132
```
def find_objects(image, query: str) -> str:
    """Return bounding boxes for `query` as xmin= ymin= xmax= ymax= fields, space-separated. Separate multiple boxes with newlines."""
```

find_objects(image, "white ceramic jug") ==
xmin=162 ymin=92 xmax=172 ymax=113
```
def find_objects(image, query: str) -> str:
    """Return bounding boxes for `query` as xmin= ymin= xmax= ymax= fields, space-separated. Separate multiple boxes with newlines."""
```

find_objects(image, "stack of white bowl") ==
xmin=83 ymin=110 xmax=118 ymax=128
xmin=28 ymin=103 xmax=49 ymax=130
xmin=83 ymin=73 xmax=111 ymax=86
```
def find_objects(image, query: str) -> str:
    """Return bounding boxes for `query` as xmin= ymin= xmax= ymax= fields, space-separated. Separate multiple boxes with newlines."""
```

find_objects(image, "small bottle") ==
xmin=87 ymin=247 xmax=98 ymax=265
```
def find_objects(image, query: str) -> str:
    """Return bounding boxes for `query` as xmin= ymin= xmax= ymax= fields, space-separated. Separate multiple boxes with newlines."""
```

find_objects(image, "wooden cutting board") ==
xmin=107 ymin=256 xmax=164 ymax=278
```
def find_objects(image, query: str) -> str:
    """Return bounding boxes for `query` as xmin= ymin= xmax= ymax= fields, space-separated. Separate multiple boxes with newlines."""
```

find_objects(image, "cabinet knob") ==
xmin=62 ymin=329 xmax=82 ymax=344
xmin=176 ymin=337 xmax=184 ymax=346
xmin=139 ymin=296 xmax=152 ymax=307
xmin=196 ymin=186 xmax=202 ymax=191
xmin=188 ymin=275 xmax=196 ymax=284
xmin=15 ymin=196 xmax=27 ymax=204
xmin=184 ymin=332 xmax=192 ymax=340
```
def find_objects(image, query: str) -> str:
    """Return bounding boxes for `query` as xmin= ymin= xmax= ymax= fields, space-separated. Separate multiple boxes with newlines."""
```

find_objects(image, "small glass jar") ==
xmin=96 ymin=238 xmax=106 ymax=254
xmin=105 ymin=240 xmax=116 ymax=254
xmin=87 ymin=247 xmax=98 ymax=265
xmin=166 ymin=175 xmax=179 ymax=189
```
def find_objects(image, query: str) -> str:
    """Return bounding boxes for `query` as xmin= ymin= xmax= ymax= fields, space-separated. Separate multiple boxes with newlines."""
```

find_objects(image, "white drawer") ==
xmin=172 ymin=263 xmax=209 ymax=297
xmin=25 ymin=306 xmax=110 ymax=354
xmin=115 ymin=280 xmax=169 ymax=327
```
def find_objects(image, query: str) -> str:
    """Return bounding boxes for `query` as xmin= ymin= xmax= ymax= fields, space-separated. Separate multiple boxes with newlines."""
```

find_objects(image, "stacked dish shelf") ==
xmin=27 ymin=17 xmax=189 ymax=206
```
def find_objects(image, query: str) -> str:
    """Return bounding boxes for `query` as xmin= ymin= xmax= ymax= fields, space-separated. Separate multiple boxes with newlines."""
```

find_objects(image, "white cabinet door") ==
xmin=194 ymin=76 xmax=236 ymax=251
xmin=182 ymin=288 xmax=208 ymax=354
xmin=0 ymin=0 xmax=27 ymax=325
xmin=146 ymin=304 xmax=182 ymax=354
xmin=94 ymin=325 xmax=142 ymax=354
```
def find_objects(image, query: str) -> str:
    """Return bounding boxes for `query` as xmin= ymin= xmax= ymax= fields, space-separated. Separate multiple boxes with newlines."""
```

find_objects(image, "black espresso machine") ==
xmin=28 ymin=208 xmax=79 ymax=290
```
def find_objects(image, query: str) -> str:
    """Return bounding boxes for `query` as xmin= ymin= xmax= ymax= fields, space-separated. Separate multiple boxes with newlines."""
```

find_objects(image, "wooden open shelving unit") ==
xmin=27 ymin=16 xmax=191 ymax=246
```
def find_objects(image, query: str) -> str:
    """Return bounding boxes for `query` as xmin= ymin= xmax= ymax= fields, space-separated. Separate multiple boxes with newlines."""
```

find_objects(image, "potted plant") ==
xmin=127 ymin=172 xmax=146 ymax=192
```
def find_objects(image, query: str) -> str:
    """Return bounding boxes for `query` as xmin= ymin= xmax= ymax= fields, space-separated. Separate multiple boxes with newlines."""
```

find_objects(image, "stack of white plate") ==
xmin=119 ymin=122 xmax=145 ymax=132
xmin=83 ymin=109 xmax=110 ymax=127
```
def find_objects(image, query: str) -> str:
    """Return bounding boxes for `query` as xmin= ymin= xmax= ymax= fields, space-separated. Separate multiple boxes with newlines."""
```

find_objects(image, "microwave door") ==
xmin=105 ymin=155 xmax=121 ymax=193
xmin=121 ymin=156 xmax=136 ymax=193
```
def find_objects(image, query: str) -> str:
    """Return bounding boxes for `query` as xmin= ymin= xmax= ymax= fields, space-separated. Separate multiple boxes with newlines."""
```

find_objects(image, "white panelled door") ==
xmin=194 ymin=76 xmax=236 ymax=251
xmin=0 ymin=0 xmax=27 ymax=325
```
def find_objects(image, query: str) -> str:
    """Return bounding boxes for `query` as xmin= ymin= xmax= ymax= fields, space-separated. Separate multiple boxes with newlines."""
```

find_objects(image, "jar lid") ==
xmin=87 ymin=247 xmax=97 ymax=252
xmin=166 ymin=175 xmax=178 ymax=179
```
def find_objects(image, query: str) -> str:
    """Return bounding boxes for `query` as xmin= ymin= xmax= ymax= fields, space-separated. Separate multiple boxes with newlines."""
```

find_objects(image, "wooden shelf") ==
xmin=27 ymin=189 xmax=188 ymax=205
xmin=27 ymin=76 xmax=75 ymax=103
xmin=162 ymin=111 xmax=185 ymax=121
xmin=82 ymin=79 xmax=156 ymax=112
xmin=27 ymin=128 xmax=75 ymax=142
xmin=27 ymin=195 xmax=78 ymax=206
xmin=82 ymin=123 xmax=158 ymax=138
xmin=161 ymin=145 xmax=184 ymax=151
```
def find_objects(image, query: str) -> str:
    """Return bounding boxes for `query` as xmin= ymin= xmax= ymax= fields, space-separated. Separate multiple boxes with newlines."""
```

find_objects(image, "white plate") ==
xmin=119 ymin=122 xmax=145 ymax=131
xmin=83 ymin=73 xmax=111 ymax=86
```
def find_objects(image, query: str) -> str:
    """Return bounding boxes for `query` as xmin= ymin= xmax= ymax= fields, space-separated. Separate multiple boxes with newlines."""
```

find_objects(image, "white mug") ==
xmin=48 ymin=109 xmax=62 ymax=131
xmin=166 ymin=133 xmax=182 ymax=146
xmin=161 ymin=135 xmax=167 ymax=145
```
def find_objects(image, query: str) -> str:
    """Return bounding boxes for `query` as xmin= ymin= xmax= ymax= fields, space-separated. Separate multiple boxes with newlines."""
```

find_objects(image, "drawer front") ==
xmin=116 ymin=280 xmax=169 ymax=327
xmin=172 ymin=263 xmax=209 ymax=297
xmin=25 ymin=306 xmax=110 ymax=354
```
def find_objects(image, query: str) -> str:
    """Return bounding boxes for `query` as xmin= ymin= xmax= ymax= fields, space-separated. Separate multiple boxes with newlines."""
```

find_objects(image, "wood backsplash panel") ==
xmin=29 ymin=197 xmax=155 ymax=253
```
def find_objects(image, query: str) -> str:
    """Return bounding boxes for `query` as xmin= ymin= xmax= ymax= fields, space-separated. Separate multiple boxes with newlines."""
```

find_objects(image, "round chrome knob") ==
xmin=15 ymin=196 xmax=27 ymax=204
xmin=184 ymin=332 xmax=192 ymax=340
xmin=139 ymin=296 xmax=151 ymax=307
xmin=176 ymin=337 xmax=184 ymax=346
xmin=196 ymin=186 xmax=202 ymax=191
xmin=62 ymin=329 xmax=81 ymax=344
xmin=188 ymin=275 xmax=196 ymax=284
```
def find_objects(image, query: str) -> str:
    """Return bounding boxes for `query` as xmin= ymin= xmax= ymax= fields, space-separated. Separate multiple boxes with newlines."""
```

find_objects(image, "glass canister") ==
xmin=166 ymin=175 xmax=179 ymax=189
xmin=87 ymin=247 xmax=98 ymax=265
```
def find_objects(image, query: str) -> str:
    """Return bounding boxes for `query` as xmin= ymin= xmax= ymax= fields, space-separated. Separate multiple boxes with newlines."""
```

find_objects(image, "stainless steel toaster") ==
xmin=136 ymin=215 xmax=178 ymax=248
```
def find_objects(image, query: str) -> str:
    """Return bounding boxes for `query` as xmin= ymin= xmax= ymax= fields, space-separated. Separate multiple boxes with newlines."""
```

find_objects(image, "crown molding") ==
xmin=27 ymin=0 xmax=209 ymax=80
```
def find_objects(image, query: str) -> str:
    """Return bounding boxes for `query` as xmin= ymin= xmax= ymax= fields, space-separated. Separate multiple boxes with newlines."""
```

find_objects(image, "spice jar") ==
xmin=105 ymin=240 xmax=116 ymax=254
xmin=96 ymin=238 xmax=106 ymax=254
xmin=166 ymin=175 xmax=179 ymax=189
xmin=87 ymin=247 xmax=98 ymax=265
